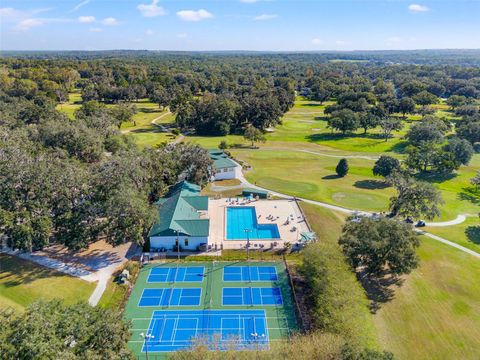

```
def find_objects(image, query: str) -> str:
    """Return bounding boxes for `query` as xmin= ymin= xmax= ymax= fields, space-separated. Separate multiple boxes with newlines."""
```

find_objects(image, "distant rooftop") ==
xmin=208 ymin=149 xmax=237 ymax=169
xmin=149 ymin=181 xmax=209 ymax=238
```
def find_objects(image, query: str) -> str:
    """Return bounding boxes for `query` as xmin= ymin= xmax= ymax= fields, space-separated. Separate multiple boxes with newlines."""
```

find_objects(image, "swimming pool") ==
xmin=226 ymin=207 xmax=280 ymax=240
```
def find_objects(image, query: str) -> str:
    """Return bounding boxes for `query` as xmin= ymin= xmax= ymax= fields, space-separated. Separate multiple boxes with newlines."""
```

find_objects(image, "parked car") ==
xmin=415 ymin=220 xmax=426 ymax=227
xmin=404 ymin=217 xmax=414 ymax=224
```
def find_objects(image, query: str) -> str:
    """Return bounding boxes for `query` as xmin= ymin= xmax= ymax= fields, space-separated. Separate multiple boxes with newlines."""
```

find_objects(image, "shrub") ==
xmin=336 ymin=159 xmax=349 ymax=177
xmin=218 ymin=140 xmax=228 ymax=150
xmin=373 ymin=156 xmax=400 ymax=177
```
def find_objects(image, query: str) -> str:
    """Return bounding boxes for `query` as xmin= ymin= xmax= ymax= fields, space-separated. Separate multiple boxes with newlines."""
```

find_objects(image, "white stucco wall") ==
xmin=214 ymin=165 xmax=242 ymax=180
xmin=149 ymin=236 xmax=208 ymax=251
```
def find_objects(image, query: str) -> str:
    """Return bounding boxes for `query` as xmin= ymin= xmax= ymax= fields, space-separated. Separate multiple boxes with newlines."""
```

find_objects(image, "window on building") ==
xmin=184 ymin=238 xmax=189 ymax=246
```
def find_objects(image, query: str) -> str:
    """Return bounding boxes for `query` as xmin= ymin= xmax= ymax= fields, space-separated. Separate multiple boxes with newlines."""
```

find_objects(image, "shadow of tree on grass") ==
xmin=0 ymin=254 xmax=65 ymax=287
xmin=415 ymin=171 xmax=458 ymax=184
xmin=356 ymin=268 xmax=404 ymax=314
xmin=354 ymin=180 xmax=390 ymax=190
xmin=322 ymin=174 xmax=341 ymax=180
xmin=459 ymin=187 xmax=480 ymax=205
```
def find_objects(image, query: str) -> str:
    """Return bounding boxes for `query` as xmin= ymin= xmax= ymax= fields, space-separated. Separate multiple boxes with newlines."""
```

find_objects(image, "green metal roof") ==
xmin=208 ymin=149 xmax=237 ymax=169
xmin=175 ymin=219 xmax=210 ymax=237
xmin=149 ymin=181 xmax=210 ymax=238
xmin=242 ymin=188 xmax=268 ymax=195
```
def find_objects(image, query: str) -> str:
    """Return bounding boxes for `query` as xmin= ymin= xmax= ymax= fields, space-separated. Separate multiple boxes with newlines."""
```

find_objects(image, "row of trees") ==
xmin=175 ymin=87 xmax=294 ymax=136
xmin=338 ymin=154 xmax=444 ymax=221
xmin=3 ymin=53 xmax=480 ymax=139
xmin=0 ymin=301 xmax=132 ymax=359
xmin=0 ymin=91 xmax=213 ymax=251
xmin=402 ymin=115 xmax=475 ymax=175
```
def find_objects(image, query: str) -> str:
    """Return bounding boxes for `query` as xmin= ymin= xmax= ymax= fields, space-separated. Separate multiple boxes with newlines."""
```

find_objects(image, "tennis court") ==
xmin=139 ymin=288 xmax=202 ymax=307
xmin=223 ymin=266 xmax=278 ymax=282
xmin=125 ymin=261 xmax=297 ymax=357
xmin=147 ymin=266 xmax=204 ymax=283
xmin=222 ymin=287 xmax=283 ymax=306
xmin=142 ymin=309 xmax=269 ymax=352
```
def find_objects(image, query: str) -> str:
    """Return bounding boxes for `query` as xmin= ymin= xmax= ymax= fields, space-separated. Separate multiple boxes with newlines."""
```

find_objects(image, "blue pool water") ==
xmin=226 ymin=207 xmax=280 ymax=240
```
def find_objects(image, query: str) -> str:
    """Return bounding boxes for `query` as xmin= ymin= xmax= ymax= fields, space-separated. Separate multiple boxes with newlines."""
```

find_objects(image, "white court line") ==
xmin=137 ymin=288 xmax=165 ymax=307
xmin=222 ymin=287 xmax=284 ymax=306
xmin=170 ymin=316 xmax=179 ymax=343
xmin=167 ymin=288 xmax=174 ymax=306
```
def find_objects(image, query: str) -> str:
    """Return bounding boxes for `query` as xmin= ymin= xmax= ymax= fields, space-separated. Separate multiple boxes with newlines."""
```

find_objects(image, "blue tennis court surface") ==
xmin=143 ymin=310 xmax=268 ymax=352
xmin=224 ymin=266 xmax=278 ymax=282
xmin=226 ymin=207 xmax=280 ymax=240
xmin=222 ymin=287 xmax=283 ymax=306
xmin=139 ymin=288 xmax=201 ymax=307
xmin=147 ymin=266 xmax=204 ymax=283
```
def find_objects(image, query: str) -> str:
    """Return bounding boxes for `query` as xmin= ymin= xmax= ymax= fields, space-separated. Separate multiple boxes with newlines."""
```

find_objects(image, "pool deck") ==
xmin=208 ymin=199 xmax=309 ymax=250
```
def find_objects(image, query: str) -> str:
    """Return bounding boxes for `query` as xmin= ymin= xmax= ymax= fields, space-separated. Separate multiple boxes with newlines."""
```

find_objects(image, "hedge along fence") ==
xmin=283 ymin=254 xmax=308 ymax=332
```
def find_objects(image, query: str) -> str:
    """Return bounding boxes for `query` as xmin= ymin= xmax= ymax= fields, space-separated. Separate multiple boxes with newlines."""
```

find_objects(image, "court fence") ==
xmin=293 ymin=197 xmax=314 ymax=234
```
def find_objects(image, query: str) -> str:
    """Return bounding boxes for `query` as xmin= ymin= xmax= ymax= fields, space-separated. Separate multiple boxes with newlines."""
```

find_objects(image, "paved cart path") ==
xmin=235 ymin=170 xmax=480 ymax=259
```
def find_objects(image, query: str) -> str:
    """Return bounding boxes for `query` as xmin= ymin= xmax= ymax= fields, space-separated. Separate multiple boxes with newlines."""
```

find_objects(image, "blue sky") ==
xmin=1 ymin=0 xmax=479 ymax=51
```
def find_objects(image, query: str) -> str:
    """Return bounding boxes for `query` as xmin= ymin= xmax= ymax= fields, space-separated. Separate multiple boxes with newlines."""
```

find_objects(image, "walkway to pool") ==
xmin=208 ymin=199 xmax=309 ymax=250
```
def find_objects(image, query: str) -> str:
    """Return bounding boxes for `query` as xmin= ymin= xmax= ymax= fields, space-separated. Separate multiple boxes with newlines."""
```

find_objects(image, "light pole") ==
xmin=244 ymin=228 xmax=251 ymax=261
xmin=140 ymin=332 xmax=154 ymax=360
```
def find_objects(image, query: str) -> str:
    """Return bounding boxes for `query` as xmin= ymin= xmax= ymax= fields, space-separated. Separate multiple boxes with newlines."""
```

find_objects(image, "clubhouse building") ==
xmin=148 ymin=181 xmax=210 ymax=251
xmin=148 ymin=180 xmax=312 ymax=253
xmin=209 ymin=150 xmax=242 ymax=181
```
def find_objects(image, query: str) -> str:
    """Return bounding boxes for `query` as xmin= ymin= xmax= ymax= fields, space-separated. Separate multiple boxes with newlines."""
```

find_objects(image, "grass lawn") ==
xmin=118 ymin=102 xmax=176 ymax=148
xmin=0 ymin=254 xmax=96 ymax=312
xmin=267 ymin=98 xmax=410 ymax=153
xmin=374 ymin=236 xmax=480 ymax=359
xmin=231 ymin=146 xmax=478 ymax=227
xmin=212 ymin=179 xmax=242 ymax=186
xmin=118 ymin=100 xmax=166 ymax=131
xmin=425 ymin=215 xmax=480 ymax=252
xmin=233 ymin=148 xmax=394 ymax=212
xmin=55 ymin=92 xmax=82 ymax=119
xmin=97 ymin=279 xmax=128 ymax=310
xmin=300 ymin=203 xmax=480 ymax=359
xmin=201 ymin=182 xmax=244 ymax=198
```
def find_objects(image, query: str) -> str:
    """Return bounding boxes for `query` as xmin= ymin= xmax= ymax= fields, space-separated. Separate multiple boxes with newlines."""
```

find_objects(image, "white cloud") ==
xmin=145 ymin=29 xmax=154 ymax=35
xmin=14 ymin=18 xmax=43 ymax=31
xmin=102 ymin=17 xmax=119 ymax=25
xmin=137 ymin=0 xmax=166 ymax=17
xmin=1 ymin=7 xmax=50 ymax=19
xmin=253 ymin=14 xmax=278 ymax=21
xmin=240 ymin=0 xmax=258 ymax=3
xmin=335 ymin=40 xmax=348 ymax=46
xmin=408 ymin=4 xmax=429 ymax=13
xmin=72 ymin=0 xmax=91 ymax=12
xmin=0 ymin=7 xmax=17 ymax=17
xmin=78 ymin=15 xmax=95 ymax=23
xmin=177 ymin=33 xmax=188 ymax=38
xmin=176 ymin=9 xmax=213 ymax=22
xmin=311 ymin=38 xmax=323 ymax=45
xmin=89 ymin=27 xmax=102 ymax=32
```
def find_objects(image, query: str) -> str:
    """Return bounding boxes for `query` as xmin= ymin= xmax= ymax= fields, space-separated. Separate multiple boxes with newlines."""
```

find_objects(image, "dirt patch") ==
xmin=36 ymin=240 xmax=134 ymax=272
